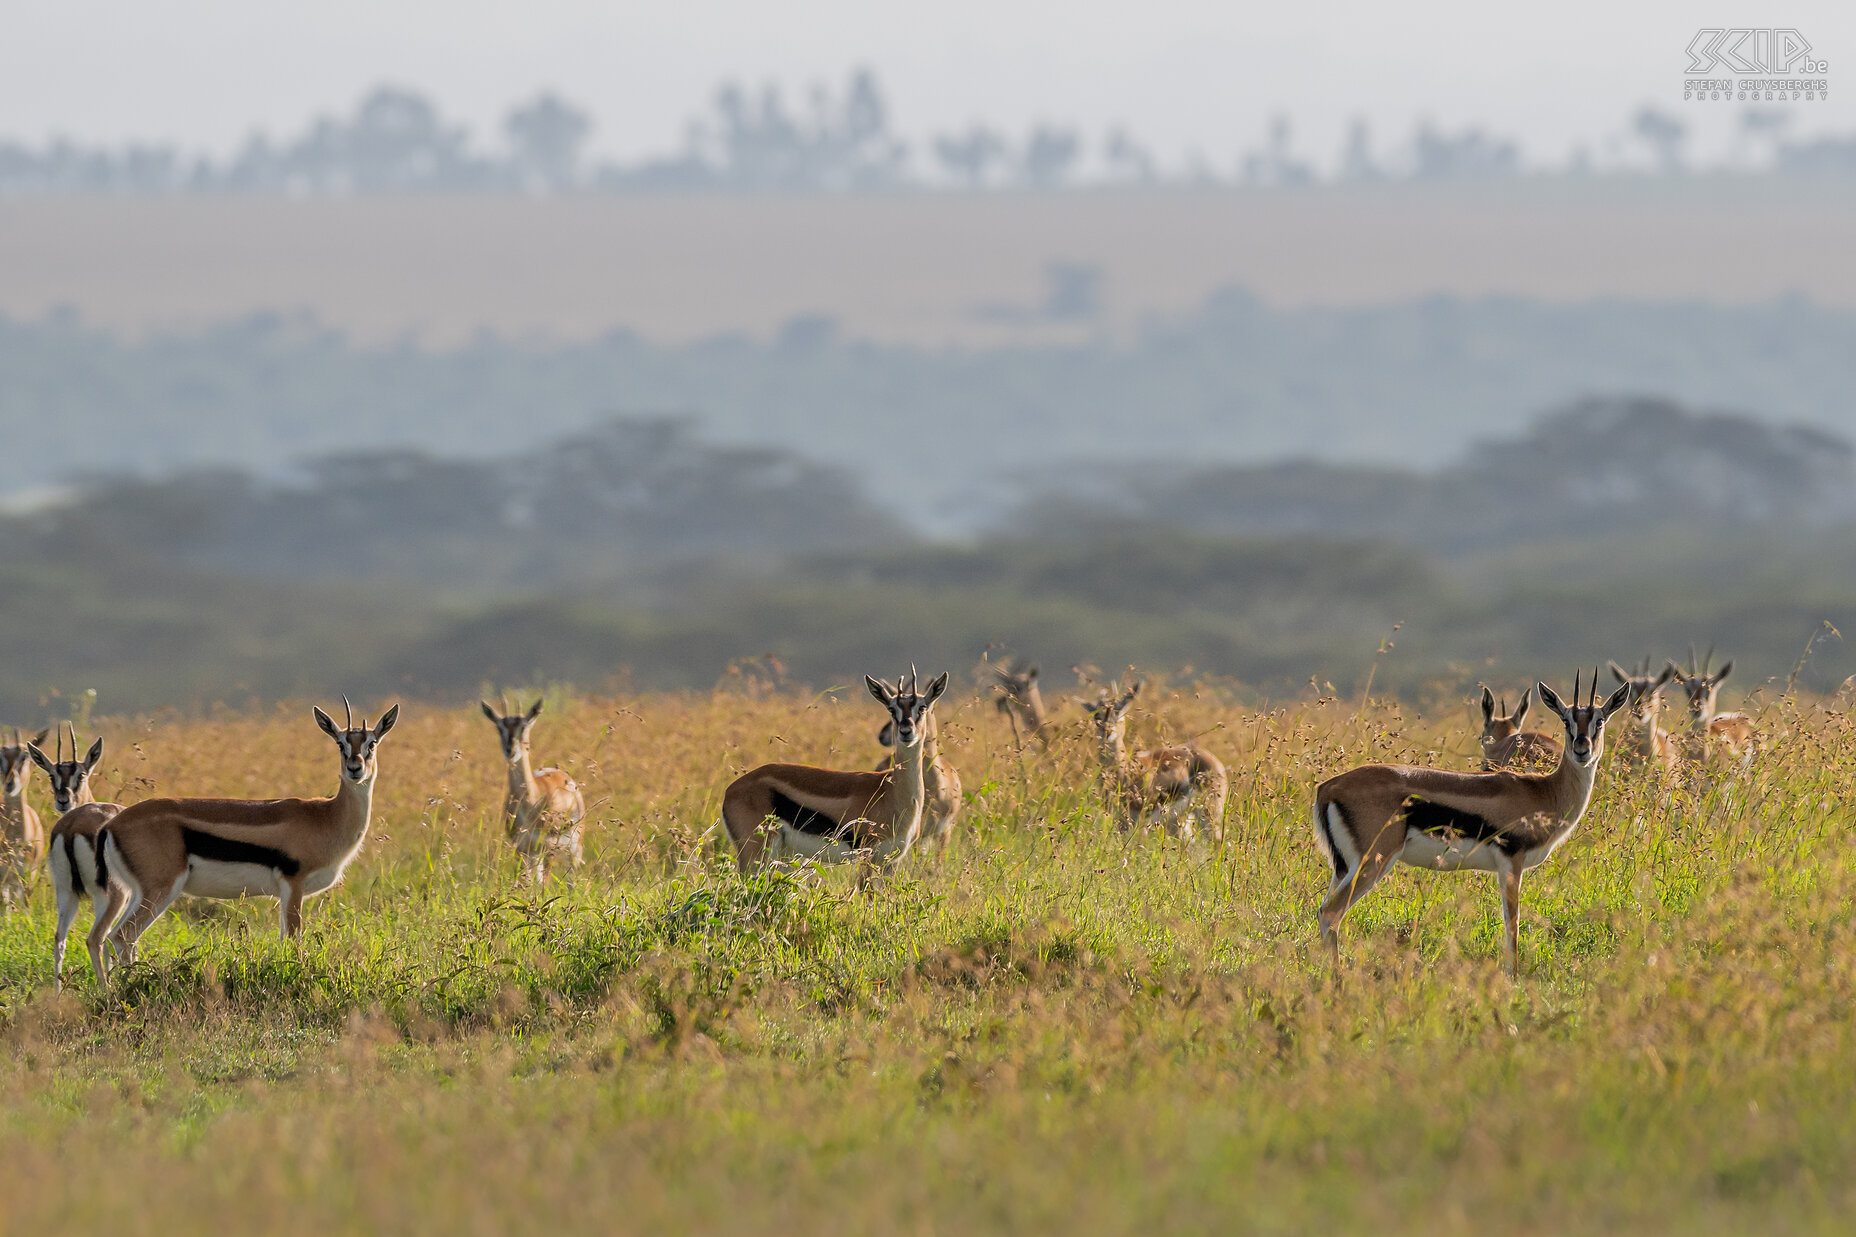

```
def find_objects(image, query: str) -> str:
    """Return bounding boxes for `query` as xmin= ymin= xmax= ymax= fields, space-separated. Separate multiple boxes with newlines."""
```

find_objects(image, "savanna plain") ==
xmin=2 ymin=678 xmax=1853 ymax=1233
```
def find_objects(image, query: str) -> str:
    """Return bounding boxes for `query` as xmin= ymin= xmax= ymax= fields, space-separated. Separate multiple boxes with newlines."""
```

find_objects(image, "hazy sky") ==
xmin=2 ymin=0 xmax=1852 ymax=173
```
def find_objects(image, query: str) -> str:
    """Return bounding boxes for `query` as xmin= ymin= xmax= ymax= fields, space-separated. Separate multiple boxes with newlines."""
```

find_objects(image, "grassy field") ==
xmin=1 ymin=679 xmax=1853 ymax=1233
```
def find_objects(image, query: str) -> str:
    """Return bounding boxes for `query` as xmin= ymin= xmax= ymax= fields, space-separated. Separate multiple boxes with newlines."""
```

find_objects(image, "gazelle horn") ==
xmin=68 ymin=721 xmax=77 ymax=759
xmin=343 ymin=695 xmax=354 ymax=730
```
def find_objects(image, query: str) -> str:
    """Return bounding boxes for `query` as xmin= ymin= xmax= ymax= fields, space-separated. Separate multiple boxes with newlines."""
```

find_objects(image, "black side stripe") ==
xmin=64 ymin=833 xmax=83 ymax=898
xmin=95 ymin=828 xmax=111 ymax=891
xmin=182 ymin=827 xmax=302 ymax=877
xmin=769 ymin=790 xmax=852 ymax=840
xmin=1401 ymin=797 xmax=1518 ymax=853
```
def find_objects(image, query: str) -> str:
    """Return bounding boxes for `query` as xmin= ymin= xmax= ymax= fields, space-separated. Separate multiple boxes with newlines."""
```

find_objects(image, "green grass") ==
xmin=2 ymin=688 xmax=1854 ymax=1233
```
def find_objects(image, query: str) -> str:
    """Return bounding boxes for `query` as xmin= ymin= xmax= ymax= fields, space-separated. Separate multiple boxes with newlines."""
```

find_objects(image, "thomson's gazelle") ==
xmin=481 ymin=697 xmax=586 ymax=882
xmin=721 ymin=671 xmax=947 ymax=882
xmin=1478 ymin=686 xmax=1561 ymax=771
xmin=1086 ymin=681 xmax=1229 ymax=843
xmin=875 ymin=704 xmax=962 ymax=855
xmin=1314 ymin=672 xmax=1630 ymax=975
xmin=31 ymin=727 xmax=122 ymax=987
xmin=1668 ymin=647 xmax=1755 ymax=759
xmin=85 ymin=701 xmax=399 ymax=988
xmin=1607 ymin=659 xmax=1678 ymax=774
xmin=992 ymin=660 xmax=1054 ymax=749
xmin=0 ymin=727 xmax=48 ymax=905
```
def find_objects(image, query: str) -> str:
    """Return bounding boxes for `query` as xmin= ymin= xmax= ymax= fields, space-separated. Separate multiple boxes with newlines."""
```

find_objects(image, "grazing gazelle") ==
xmin=1085 ymin=681 xmax=1229 ymax=843
xmin=0 ymin=726 xmax=49 ymax=905
xmin=1668 ymin=647 xmax=1755 ymax=758
xmin=721 ymin=671 xmax=947 ymax=882
xmin=1313 ymin=671 xmax=1630 ymax=975
xmin=84 ymin=700 xmax=399 ymax=988
xmin=992 ymin=660 xmax=1054 ymax=749
xmin=874 ymin=704 xmax=962 ymax=855
xmin=480 ymin=697 xmax=585 ymax=882
xmin=30 ymin=726 xmax=121 ymax=988
xmin=1607 ymin=659 xmax=1678 ymax=774
xmin=1478 ymin=686 xmax=1561 ymax=771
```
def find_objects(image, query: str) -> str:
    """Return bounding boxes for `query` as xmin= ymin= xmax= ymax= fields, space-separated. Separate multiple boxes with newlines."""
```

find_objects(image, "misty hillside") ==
xmin=1011 ymin=398 xmax=1856 ymax=553
xmin=0 ymin=396 xmax=1851 ymax=717
xmin=36 ymin=418 xmax=904 ymax=590
xmin=6 ymin=293 xmax=1856 ymax=529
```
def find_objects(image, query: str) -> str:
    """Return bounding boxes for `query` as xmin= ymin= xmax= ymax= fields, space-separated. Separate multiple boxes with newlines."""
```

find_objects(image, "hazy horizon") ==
xmin=3 ymin=2 xmax=1852 ymax=175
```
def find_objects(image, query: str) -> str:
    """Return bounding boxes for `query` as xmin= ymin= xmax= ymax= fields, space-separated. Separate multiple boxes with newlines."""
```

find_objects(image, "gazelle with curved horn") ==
xmin=873 ymin=673 xmax=961 ymax=855
xmin=1478 ymin=686 xmax=1561 ymax=771
xmin=992 ymin=659 xmax=1054 ymax=749
xmin=0 ymin=725 xmax=50 ymax=906
xmin=721 ymin=670 xmax=947 ymax=884
xmin=1085 ymin=680 xmax=1229 ymax=843
xmin=1668 ymin=645 xmax=1755 ymax=759
xmin=31 ymin=726 xmax=122 ymax=988
xmin=81 ymin=699 xmax=399 ymax=988
xmin=1607 ymin=658 xmax=1678 ymax=774
xmin=480 ymin=695 xmax=585 ymax=882
xmin=1313 ymin=670 xmax=1630 ymax=975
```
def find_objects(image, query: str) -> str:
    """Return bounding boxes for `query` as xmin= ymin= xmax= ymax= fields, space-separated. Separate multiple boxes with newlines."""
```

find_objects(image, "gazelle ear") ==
xmin=25 ymin=743 xmax=52 ymax=774
xmin=865 ymin=675 xmax=890 ymax=704
xmin=1714 ymin=660 xmax=1733 ymax=684
xmin=924 ymin=671 xmax=949 ymax=705
xmin=84 ymin=738 xmax=104 ymax=770
xmin=31 ymin=728 xmax=49 ymax=747
xmin=480 ymin=700 xmax=499 ymax=722
xmin=1480 ymin=686 xmax=1495 ymax=721
xmin=525 ymin=698 xmax=545 ymax=720
xmin=314 ymin=707 xmax=341 ymax=739
xmin=1665 ymin=660 xmax=1687 ymax=684
xmin=374 ymin=704 xmax=400 ymax=738
xmin=877 ymin=719 xmax=896 ymax=746
xmin=1607 ymin=660 xmax=1629 ymax=685
xmin=1601 ymin=682 xmax=1633 ymax=718
xmin=1513 ymin=689 xmax=1530 ymax=725
xmin=1536 ymin=681 xmax=1568 ymax=719
xmin=1653 ymin=665 xmax=1674 ymax=689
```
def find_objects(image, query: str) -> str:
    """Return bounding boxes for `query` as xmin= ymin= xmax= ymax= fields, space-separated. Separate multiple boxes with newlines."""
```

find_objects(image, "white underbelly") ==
xmin=776 ymin=824 xmax=910 ymax=866
xmin=1398 ymin=830 xmax=1507 ymax=873
xmin=184 ymin=858 xmax=283 ymax=899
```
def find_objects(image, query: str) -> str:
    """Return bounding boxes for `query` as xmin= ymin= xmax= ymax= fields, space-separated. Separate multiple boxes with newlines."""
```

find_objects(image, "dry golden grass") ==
xmin=1 ymin=678 xmax=1854 ymax=1234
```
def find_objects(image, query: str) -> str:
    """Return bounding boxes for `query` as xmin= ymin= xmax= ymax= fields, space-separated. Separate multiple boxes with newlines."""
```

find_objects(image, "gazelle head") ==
xmin=866 ymin=670 xmax=948 ymax=751
xmin=480 ymin=696 xmax=545 ymax=764
xmin=1085 ymin=680 xmax=1142 ymax=758
xmin=0 ymin=727 xmax=48 ymax=799
xmin=1668 ymin=645 xmax=1732 ymax=724
xmin=26 ymin=724 xmax=103 ymax=815
xmin=1608 ymin=658 xmax=1675 ymax=723
xmin=1537 ymin=670 xmax=1631 ymax=769
xmin=313 ymin=697 xmax=399 ymax=785
xmin=1478 ymin=686 xmax=1531 ymax=753
xmin=992 ymin=660 xmax=1045 ymax=724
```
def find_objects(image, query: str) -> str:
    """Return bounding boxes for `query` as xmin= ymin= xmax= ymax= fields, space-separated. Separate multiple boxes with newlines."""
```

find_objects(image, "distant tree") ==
xmin=504 ymin=93 xmax=592 ymax=191
xmin=1409 ymin=123 xmax=1519 ymax=180
xmin=1103 ymin=126 xmax=1156 ymax=184
xmin=1632 ymin=108 xmax=1687 ymax=174
xmin=1020 ymin=126 xmax=1080 ymax=187
xmin=934 ymin=125 xmax=1008 ymax=188
xmin=1340 ymin=118 xmax=1376 ymax=182
xmin=1240 ymin=115 xmax=1314 ymax=186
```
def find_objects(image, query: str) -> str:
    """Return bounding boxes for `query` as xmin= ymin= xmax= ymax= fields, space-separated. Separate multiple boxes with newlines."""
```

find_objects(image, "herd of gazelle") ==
xmin=0 ymin=648 xmax=1760 ymax=990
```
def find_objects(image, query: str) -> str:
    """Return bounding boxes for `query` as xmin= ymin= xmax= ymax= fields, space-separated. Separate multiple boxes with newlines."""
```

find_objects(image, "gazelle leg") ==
xmin=279 ymin=877 xmax=306 ymax=939
xmin=88 ymin=881 xmax=136 ymax=989
xmin=111 ymin=872 xmax=187 ymax=967
xmin=53 ymin=889 xmax=79 ymax=990
xmin=1316 ymin=846 xmax=1400 ymax=962
xmin=1498 ymin=860 xmax=1525 ymax=976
